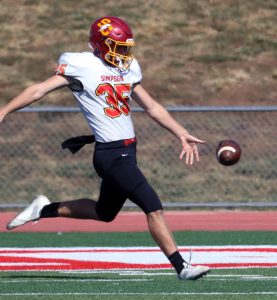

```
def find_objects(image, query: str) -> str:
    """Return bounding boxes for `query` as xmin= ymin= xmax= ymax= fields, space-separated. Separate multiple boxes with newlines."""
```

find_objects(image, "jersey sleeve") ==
xmin=131 ymin=59 xmax=143 ymax=84
xmin=55 ymin=52 xmax=85 ymax=91
xmin=55 ymin=53 xmax=80 ymax=77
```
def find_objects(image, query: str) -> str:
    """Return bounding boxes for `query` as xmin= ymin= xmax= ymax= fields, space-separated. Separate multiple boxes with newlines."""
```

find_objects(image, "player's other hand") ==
xmin=179 ymin=134 xmax=206 ymax=165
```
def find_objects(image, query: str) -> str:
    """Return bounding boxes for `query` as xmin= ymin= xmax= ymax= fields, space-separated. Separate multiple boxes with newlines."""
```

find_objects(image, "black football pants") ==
xmin=93 ymin=140 xmax=163 ymax=222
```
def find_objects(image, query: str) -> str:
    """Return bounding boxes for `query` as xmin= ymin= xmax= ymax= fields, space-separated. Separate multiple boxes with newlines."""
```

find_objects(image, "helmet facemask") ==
xmin=104 ymin=38 xmax=134 ymax=71
xmin=89 ymin=16 xmax=135 ymax=70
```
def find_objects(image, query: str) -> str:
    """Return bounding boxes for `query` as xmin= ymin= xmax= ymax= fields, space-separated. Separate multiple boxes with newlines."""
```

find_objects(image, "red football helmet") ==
xmin=89 ymin=16 xmax=135 ymax=70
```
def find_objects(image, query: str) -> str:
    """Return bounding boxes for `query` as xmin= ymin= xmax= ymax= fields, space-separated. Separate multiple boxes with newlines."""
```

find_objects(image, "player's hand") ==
xmin=179 ymin=134 xmax=205 ymax=165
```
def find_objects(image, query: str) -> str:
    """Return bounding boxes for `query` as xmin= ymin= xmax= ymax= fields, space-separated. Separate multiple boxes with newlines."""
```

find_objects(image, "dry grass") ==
xmin=0 ymin=0 xmax=276 ymax=106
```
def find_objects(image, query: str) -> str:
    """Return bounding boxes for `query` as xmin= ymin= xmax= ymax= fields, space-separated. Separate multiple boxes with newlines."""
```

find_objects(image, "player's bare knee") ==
xmin=147 ymin=209 xmax=163 ymax=220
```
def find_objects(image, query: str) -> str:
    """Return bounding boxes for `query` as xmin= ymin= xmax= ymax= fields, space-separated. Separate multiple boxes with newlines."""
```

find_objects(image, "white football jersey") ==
xmin=55 ymin=51 xmax=142 ymax=142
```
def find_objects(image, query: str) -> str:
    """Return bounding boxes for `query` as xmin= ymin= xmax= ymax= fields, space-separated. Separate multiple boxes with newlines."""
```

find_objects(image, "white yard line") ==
xmin=0 ymin=292 xmax=277 ymax=296
xmin=0 ymin=278 xmax=151 ymax=283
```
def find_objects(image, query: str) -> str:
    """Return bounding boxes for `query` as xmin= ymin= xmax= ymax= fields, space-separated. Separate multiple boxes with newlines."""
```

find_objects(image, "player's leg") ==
xmin=116 ymin=161 xmax=210 ymax=280
xmin=147 ymin=209 xmax=189 ymax=273
xmin=128 ymin=179 xmax=185 ymax=272
xmin=6 ymin=176 xmax=127 ymax=230
xmin=42 ymin=198 xmax=101 ymax=220
xmin=125 ymin=174 xmax=177 ymax=256
xmin=43 ymin=177 xmax=127 ymax=222
xmin=94 ymin=177 xmax=127 ymax=222
xmin=134 ymin=186 xmax=210 ymax=279
xmin=105 ymin=158 xmax=186 ymax=272
xmin=146 ymin=209 xmax=177 ymax=256
xmin=7 ymin=143 xmax=127 ymax=230
xmin=6 ymin=195 xmax=101 ymax=230
xmin=142 ymin=198 xmax=210 ymax=279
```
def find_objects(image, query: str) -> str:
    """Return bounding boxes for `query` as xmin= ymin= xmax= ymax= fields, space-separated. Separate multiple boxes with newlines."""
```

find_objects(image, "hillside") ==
xmin=0 ymin=0 xmax=276 ymax=106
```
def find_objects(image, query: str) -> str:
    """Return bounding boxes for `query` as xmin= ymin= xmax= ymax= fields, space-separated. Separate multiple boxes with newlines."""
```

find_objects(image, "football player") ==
xmin=0 ymin=16 xmax=210 ymax=280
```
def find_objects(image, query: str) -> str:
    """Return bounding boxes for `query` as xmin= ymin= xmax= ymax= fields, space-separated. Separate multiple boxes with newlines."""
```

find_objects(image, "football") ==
xmin=216 ymin=140 xmax=241 ymax=166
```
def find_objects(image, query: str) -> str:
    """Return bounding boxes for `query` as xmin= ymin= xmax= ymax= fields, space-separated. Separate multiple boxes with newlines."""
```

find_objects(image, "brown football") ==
xmin=216 ymin=140 xmax=242 ymax=166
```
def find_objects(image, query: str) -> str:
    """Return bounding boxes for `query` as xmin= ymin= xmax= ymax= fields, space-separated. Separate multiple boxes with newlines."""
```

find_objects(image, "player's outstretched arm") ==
xmin=0 ymin=75 xmax=69 ymax=123
xmin=132 ymin=84 xmax=205 ymax=165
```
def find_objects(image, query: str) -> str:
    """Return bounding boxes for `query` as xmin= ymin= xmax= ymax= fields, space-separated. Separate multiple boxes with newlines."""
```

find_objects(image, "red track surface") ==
xmin=1 ymin=210 xmax=277 ymax=232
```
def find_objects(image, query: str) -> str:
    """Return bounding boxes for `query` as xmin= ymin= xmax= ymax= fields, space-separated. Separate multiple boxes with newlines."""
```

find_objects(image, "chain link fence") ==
xmin=0 ymin=106 xmax=276 ymax=208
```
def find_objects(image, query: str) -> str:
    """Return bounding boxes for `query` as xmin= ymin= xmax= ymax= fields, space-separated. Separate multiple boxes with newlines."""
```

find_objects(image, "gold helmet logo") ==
xmin=97 ymin=18 xmax=113 ymax=36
